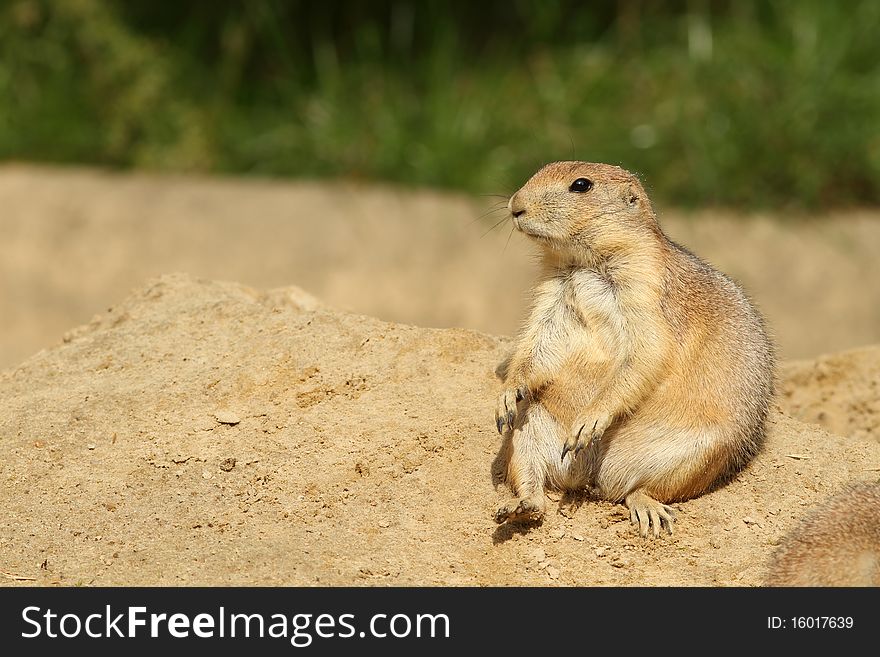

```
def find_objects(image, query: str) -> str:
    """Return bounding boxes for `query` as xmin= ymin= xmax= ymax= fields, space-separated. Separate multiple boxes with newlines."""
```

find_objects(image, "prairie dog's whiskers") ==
xmin=480 ymin=213 xmax=511 ymax=238
xmin=502 ymin=224 xmax=515 ymax=254
xmin=467 ymin=201 xmax=508 ymax=227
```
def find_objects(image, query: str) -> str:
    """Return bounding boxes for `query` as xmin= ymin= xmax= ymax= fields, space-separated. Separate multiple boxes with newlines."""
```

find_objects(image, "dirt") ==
xmin=1 ymin=273 xmax=879 ymax=587
xmin=781 ymin=347 xmax=880 ymax=442
xmin=2 ymin=164 xmax=879 ymax=370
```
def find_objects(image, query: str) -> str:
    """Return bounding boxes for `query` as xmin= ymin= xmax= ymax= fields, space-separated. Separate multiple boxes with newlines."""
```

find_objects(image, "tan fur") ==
xmin=765 ymin=482 xmax=880 ymax=586
xmin=494 ymin=161 xmax=775 ymax=537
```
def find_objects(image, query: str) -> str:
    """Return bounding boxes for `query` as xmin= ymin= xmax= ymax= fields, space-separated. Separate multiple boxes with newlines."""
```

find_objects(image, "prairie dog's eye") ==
xmin=569 ymin=177 xmax=593 ymax=193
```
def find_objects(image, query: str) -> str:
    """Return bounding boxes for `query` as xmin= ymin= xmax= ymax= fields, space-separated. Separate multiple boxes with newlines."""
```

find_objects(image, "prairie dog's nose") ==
xmin=508 ymin=193 xmax=526 ymax=218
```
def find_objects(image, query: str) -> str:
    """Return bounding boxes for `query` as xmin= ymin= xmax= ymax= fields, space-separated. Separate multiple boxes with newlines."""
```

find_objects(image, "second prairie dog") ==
xmin=494 ymin=161 xmax=775 ymax=537
xmin=765 ymin=481 xmax=880 ymax=586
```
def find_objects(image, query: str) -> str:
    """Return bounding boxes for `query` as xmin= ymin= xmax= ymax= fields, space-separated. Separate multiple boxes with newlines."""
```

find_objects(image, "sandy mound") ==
xmin=2 ymin=274 xmax=879 ymax=586
xmin=780 ymin=347 xmax=880 ymax=441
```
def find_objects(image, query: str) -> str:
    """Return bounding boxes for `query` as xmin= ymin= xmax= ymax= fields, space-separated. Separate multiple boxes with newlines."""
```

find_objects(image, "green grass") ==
xmin=1 ymin=0 xmax=879 ymax=209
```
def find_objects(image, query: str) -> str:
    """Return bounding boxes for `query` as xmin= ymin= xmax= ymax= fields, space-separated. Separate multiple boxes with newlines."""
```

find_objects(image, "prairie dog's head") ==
xmin=508 ymin=161 xmax=659 ymax=257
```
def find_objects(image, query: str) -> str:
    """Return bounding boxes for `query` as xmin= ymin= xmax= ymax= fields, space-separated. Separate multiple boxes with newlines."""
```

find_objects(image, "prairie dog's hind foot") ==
xmin=625 ymin=489 xmax=676 ymax=538
xmin=494 ymin=494 xmax=546 ymax=525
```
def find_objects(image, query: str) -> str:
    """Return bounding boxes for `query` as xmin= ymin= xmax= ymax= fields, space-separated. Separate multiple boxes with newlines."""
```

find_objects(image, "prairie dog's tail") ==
xmin=765 ymin=481 xmax=880 ymax=586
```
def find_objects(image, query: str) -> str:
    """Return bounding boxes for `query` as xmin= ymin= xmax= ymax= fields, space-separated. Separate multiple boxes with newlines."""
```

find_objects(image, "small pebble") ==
xmin=214 ymin=411 xmax=241 ymax=425
xmin=531 ymin=548 xmax=546 ymax=562
xmin=546 ymin=567 xmax=560 ymax=580
xmin=595 ymin=547 xmax=607 ymax=557
xmin=87 ymin=443 xmax=96 ymax=450
xmin=201 ymin=471 xmax=212 ymax=480
xmin=378 ymin=519 xmax=391 ymax=528
xmin=550 ymin=528 xmax=565 ymax=539
xmin=219 ymin=457 xmax=236 ymax=472
xmin=571 ymin=533 xmax=585 ymax=542
xmin=743 ymin=516 xmax=758 ymax=526
xmin=709 ymin=537 xmax=721 ymax=549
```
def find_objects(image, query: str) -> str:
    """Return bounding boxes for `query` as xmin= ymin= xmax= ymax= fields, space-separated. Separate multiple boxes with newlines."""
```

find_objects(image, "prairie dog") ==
xmin=493 ymin=161 xmax=775 ymax=537
xmin=766 ymin=481 xmax=880 ymax=586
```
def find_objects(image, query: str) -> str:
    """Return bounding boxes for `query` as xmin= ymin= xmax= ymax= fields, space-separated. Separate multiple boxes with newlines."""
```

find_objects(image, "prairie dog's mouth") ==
xmin=513 ymin=219 xmax=566 ymax=251
xmin=513 ymin=217 xmax=551 ymax=241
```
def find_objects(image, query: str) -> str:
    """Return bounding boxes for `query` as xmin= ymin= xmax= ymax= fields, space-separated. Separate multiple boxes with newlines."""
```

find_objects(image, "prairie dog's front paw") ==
xmin=494 ymin=385 xmax=527 ymax=434
xmin=561 ymin=412 xmax=612 ymax=461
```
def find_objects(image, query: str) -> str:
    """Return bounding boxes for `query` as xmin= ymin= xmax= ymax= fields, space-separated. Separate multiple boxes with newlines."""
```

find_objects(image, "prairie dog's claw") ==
xmin=626 ymin=490 xmax=676 ymax=538
xmin=495 ymin=495 xmax=546 ymax=524
xmin=561 ymin=414 xmax=611 ymax=461
xmin=574 ymin=421 xmax=594 ymax=455
xmin=560 ymin=443 xmax=572 ymax=462
xmin=494 ymin=385 xmax=526 ymax=434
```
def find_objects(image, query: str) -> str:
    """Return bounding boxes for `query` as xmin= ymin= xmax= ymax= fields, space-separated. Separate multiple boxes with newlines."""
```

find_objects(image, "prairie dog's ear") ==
xmin=621 ymin=182 xmax=640 ymax=209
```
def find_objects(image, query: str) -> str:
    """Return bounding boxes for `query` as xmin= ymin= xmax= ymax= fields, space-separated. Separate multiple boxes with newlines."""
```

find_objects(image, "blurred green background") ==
xmin=1 ymin=0 xmax=879 ymax=208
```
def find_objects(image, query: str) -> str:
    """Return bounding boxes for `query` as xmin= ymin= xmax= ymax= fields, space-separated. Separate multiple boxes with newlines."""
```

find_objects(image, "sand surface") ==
xmin=1 ymin=274 xmax=878 ymax=586
xmin=782 ymin=348 xmax=880 ymax=442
